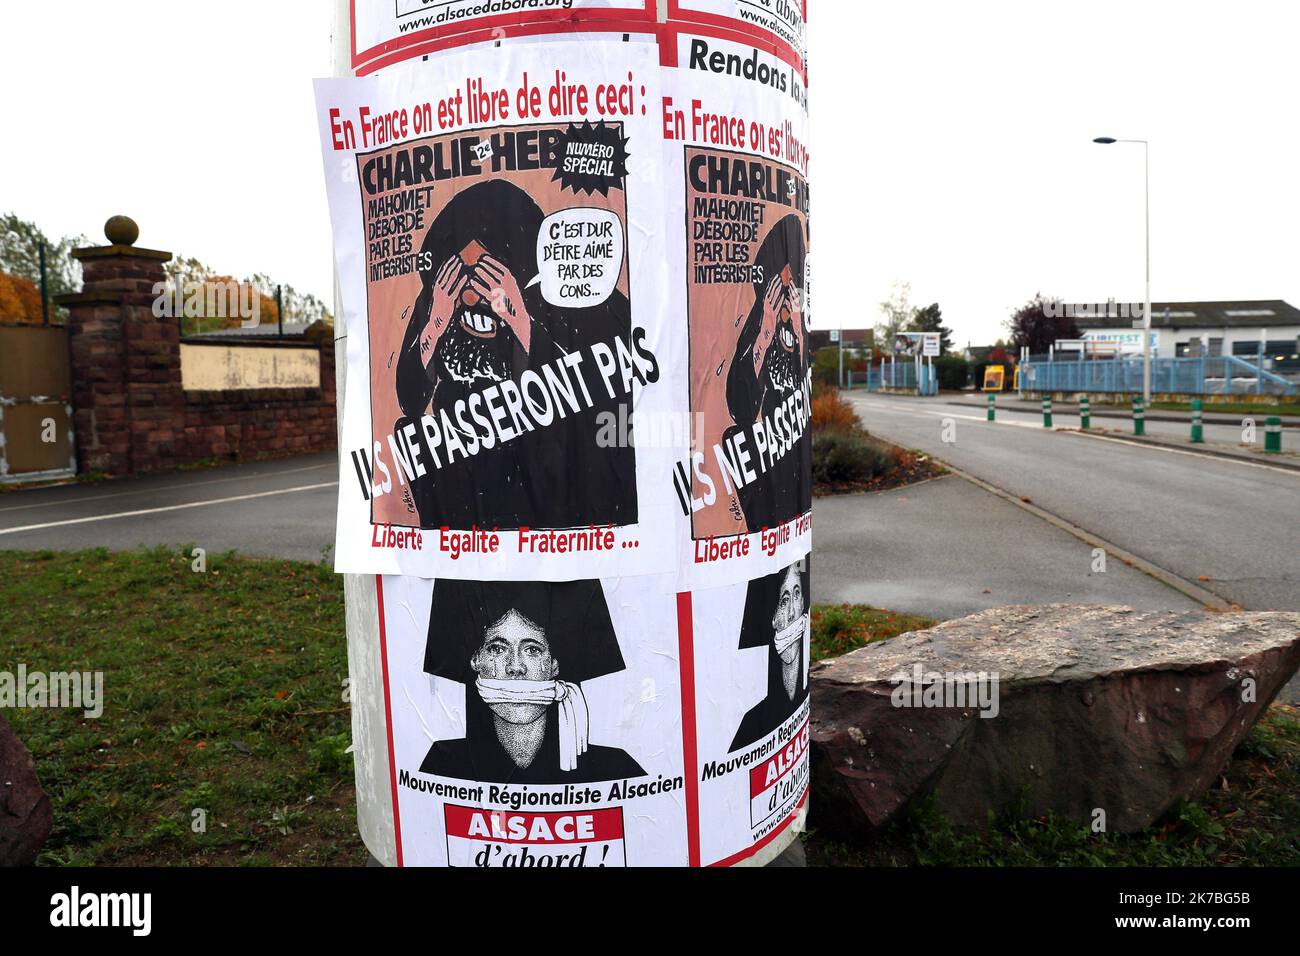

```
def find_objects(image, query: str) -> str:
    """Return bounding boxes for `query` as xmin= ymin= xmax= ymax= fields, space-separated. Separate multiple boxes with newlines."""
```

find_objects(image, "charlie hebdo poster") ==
xmin=315 ymin=41 xmax=682 ymax=580
xmin=664 ymin=28 xmax=813 ymax=590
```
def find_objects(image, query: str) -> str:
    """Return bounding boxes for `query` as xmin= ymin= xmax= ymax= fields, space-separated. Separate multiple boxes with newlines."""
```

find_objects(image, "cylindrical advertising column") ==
xmin=323 ymin=0 xmax=810 ymax=867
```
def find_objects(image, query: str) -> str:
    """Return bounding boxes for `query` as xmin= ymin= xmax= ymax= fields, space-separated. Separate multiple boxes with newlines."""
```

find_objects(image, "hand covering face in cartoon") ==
xmin=393 ymin=179 xmax=638 ymax=531
xmin=722 ymin=213 xmax=811 ymax=533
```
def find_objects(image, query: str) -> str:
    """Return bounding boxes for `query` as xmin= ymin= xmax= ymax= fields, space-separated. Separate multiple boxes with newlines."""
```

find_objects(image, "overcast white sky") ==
xmin=1 ymin=0 xmax=1295 ymax=345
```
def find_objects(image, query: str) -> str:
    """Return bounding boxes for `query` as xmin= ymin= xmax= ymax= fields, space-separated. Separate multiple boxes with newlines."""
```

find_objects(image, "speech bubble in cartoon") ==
xmin=528 ymin=208 xmax=624 ymax=308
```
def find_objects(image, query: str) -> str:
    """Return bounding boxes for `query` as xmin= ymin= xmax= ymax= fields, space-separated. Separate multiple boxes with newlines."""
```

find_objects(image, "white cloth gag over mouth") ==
xmin=773 ymin=614 xmax=809 ymax=656
xmin=475 ymin=678 xmax=590 ymax=772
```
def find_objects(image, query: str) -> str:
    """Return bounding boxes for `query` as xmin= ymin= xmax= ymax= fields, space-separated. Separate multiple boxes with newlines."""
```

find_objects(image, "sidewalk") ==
xmin=816 ymin=472 xmax=1298 ymax=706
xmin=813 ymin=474 xmax=1200 ymax=620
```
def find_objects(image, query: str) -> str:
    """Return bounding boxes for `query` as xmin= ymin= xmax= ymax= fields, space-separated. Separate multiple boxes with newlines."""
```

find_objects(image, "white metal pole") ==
xmin=1143 ymin=140 xmax=1151 ymax=405
xmin=330 ymin=0 xmax=397 ymax=868
xmin=1095 ymin=137 xmax=1152 ymax=404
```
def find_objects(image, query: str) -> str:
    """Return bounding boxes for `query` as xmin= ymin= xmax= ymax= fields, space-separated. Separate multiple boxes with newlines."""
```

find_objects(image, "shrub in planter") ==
xmin=812 ymin=389 xmax=859 ymax=432
xmin=812 ymin=428 xmax=896 ymax=485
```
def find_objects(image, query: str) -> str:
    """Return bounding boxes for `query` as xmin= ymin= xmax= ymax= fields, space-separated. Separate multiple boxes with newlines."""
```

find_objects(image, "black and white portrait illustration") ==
xmin=421 ymin=578 xmax=646 ymax=784
xmin=728 ymin=560 xmax=811 ymax=752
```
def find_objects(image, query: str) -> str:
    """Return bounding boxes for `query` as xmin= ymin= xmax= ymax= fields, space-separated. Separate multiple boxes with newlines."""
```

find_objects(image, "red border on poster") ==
xmin=357 ymin=16 xmax=657 ymax=75
xmin=350 ymin=1 xmax=657 ymax=70
xmin=348 ymin=0 xmax=807 ymax=83
xmin=374 ymin=574 xmax=405 ymax=867
xmin=664 ymin=0 xmax=805 ymax=69
xmin=675 ymin=591 xmax=701 ymax=866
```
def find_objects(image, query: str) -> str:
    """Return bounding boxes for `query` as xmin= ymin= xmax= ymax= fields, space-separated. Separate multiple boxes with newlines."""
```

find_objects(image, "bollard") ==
xmin=1190 ymin=399 xmax=1204 ymax=444
xmin=1264 ymin=417 xmax=1283 ymax=453
xmin=987 ymin=393 xmax=996 ymax=421
xmin=1133 ymin=397 xmax=1145 ymax=436
xmin=1080 ymin=395 xmax=1090 ymax=430
xmin=1041 ymin=397 xmax=1053 ymax=428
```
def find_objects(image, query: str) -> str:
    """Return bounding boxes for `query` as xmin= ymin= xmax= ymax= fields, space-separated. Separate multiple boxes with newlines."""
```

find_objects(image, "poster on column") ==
xmin=315 ymin=39 xmax=684 ymax=579
xmin=690 ymin=559 xmax=811 ymax=865
xmin=664 ymin=29 xmax=812 ymax=590
xmin=351 ymin=1 xmax=656 ymax=74
xmin=376 ymin=573 xmax=690 ymax=866
xmin=671 ymin=0 xmax=808 ymax=62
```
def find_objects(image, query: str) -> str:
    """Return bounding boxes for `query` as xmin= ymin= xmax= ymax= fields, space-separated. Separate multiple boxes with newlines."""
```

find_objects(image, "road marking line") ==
xmin=0 ymin=460 xmax=338 ymax=514
xmin=933 ymin=410 xmax=1043 ymax=429
xmin=0 ymin=482 xmax=338 ymax=536
xmin=848 ymin=397 xmax=1046 ymax=428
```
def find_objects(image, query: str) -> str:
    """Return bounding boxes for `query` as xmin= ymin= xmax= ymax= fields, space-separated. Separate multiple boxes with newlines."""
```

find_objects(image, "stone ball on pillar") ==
xmin=104 ymin=215 xmax=139 ymax=247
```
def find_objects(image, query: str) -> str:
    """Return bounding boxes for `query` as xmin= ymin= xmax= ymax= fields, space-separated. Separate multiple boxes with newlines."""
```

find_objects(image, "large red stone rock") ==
xmin=0 ymin=714 xmax=53 ymax=866
xmin=810 ymin=605 xmax=1300 ymax=835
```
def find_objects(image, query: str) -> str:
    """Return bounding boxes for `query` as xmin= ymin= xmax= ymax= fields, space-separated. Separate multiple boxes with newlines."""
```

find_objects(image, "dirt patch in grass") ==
xmin=1149 ymin=401 xmax=1300 ymax=417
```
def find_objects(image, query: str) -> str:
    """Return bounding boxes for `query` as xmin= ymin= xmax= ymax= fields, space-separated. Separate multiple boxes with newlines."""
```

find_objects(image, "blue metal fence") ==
xmin=1018 ymin=354 xmax=1297 ymax=397
xmin=849 ymin=362 xmax=937 ymax=395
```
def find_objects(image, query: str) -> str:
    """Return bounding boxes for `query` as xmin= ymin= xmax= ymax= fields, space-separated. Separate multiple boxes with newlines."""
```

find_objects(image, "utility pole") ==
xmin=39 ymin=241 xmax=49 ymax=325
xmin=1093 ymin=137 xmax=1151 ymax=405
xmin=837 ymin=330 xmax=843 ymax=388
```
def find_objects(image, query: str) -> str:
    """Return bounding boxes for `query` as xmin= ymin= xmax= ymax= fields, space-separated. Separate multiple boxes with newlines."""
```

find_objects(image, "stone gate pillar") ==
xmin=56 ymin=216 xmax=180 ymax=477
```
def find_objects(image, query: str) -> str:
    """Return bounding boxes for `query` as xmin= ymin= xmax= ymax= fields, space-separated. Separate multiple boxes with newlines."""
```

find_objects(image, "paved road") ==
xmin=0 ymin=454 xmax=337 ymax=562
xmin=2 ymin=428 xmax=1292 ymax=613
xmin=846 ymin=392 xmax=1300 ymax=612
xmin=2 ymin=430 xmax=1294 ymax=699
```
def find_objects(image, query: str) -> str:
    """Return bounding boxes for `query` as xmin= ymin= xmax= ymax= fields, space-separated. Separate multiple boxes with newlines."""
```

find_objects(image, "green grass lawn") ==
xmin=0 ymin=547 xmax=364 ymax=866
xmin=2 ymin=547 xmax=1295 ymax=867
xmin=811 ymin=603 xmax=937 ymax=660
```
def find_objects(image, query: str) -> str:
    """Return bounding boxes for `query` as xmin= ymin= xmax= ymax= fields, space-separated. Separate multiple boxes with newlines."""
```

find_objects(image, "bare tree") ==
xmin=875 ymin=281 xmax=914 ymax=346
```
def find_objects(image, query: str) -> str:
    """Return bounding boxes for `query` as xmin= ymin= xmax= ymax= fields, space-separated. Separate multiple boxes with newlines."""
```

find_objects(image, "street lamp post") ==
xmin=1093 ymin=136 xmax=1151 ymax=405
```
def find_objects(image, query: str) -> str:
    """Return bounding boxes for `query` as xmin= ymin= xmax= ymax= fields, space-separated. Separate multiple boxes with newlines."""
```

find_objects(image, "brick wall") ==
xmin=56 ymin=229 xmax=337 ymax=478
xmin=182 ymin=344 xmax=337 ymax=463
